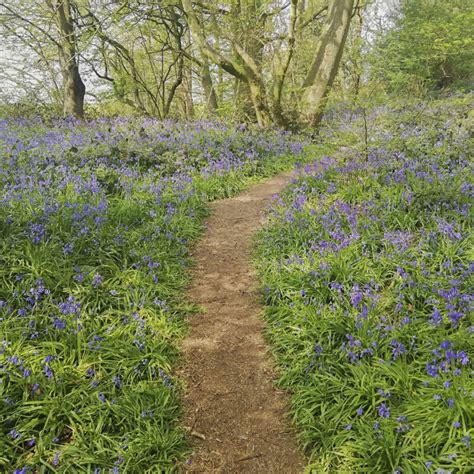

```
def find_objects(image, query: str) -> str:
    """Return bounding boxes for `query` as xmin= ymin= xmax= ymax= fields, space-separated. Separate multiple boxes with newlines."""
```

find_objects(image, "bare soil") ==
xmin=179 ymin=172 xmax=305 ymax=473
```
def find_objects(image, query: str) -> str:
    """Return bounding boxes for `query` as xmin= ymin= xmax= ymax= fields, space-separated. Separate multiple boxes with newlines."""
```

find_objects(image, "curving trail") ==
xmin=179 ymin=171 xmax=305 ymax=473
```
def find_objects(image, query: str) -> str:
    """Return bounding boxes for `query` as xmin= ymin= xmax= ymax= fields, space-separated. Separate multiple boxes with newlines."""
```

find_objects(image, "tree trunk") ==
xmin=54 ymin=0 xmax=85 ymax=118
xmin=182 ymin=0 xmax=271 ymax=127
xmin=200 ymin=58 xmax=218 ymax=115
xmin=181 ymin=59 xmax=194 ymax=119
xmin=249 ymin=80 xmax=272 ymax=127
xmin=272 ymin=0 xmax=298 ymax=129
xmin=301 ymin=0 xmax=354 ymax=128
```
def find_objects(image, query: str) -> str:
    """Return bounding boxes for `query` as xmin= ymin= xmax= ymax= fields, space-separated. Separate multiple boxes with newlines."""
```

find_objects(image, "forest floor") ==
xmin=178 ymin=171 xmax=305 ymax=473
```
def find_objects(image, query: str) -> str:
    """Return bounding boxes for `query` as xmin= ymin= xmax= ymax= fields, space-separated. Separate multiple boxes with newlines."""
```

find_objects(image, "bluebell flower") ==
xmin=10 ymin=428 xmax=21 ymax=439
xmin=52 ymin=452 xmax=60 ymax=466
xmin=53 ymin=318 xmax=66 ymax=330
xmin=378 ymin=402 xmax=390 ymax=418
xmin=92 ymin=273 xmax=103 ymax=288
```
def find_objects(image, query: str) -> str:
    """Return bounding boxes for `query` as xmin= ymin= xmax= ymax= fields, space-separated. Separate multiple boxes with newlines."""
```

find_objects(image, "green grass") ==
xmin=255 ymin=95 xmax=473 ymax=473
xmin=0 ymin=117 xmax=311 ymax=472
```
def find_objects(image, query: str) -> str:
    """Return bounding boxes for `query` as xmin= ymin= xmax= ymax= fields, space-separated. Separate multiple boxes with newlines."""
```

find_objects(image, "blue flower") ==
xmin=92 ymin=273 xmax=103 ymax=288
xmin=53 ymin=318 xmax=66 ymax=330
xmin=44 ymin=365 xmax=54 ymax=380
xmin=390 ymin=339 xmax=406 ymax=360
xmin=426 ymin=362 xmax=438 ymax=377
xmin=52 ymin=451 xmax=60 ymax=466
xmin=10 ymin=428 xmax=21 ymax=439
xmin=378 ymin=402 xmax=390 ymax=418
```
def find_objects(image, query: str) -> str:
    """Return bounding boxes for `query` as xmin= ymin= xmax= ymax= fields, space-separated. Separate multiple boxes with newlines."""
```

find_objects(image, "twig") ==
xmin=190 ymin=430 xmax=206 ymax=440
xmin=235 ymin=453 xmax=262 ymax=463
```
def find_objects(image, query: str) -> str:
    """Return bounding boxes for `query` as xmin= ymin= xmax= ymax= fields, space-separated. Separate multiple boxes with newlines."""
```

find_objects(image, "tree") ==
xmin=182 ymin=0 xmax=356 ymax=129
xmin=1 ymin=0 xmax=358 ymax=127
xmin=0 ymin=0 xmax=86 ymax=118
xmin=48 ymin=0 xmax=86 ymax=118
xmin=370 ymin=0 xmax=474 ymax=94
xmin=301 ymin=0 xmax=355 ymax=127
xmin=82 ymin=1 xmax=190 ymax=118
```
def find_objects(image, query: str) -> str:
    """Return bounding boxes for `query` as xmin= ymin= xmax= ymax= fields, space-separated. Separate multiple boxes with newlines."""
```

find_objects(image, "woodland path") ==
xmin=179 ymin=171 xmax=305 ymax=473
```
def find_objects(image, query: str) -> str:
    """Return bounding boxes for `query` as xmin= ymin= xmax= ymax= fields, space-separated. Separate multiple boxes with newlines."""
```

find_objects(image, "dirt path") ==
xmin=179 ymin=172 xmax=305 ymax=473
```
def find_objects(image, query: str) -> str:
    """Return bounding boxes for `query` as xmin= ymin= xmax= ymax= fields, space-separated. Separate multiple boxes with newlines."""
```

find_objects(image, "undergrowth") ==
xmin=256 ymin=95 xmax=473 ymax=473
xmin=0 ymin=118 xmax=309 ymax=472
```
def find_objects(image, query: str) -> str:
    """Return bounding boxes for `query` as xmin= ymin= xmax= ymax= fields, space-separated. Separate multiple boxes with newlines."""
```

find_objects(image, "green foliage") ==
xmin=256 ymin=95 xmax=473 ymax=472
xmin=371 ymin=0 xmax=474 ymax=94
xmin=0 ymin=118 xmax=309 ymax=471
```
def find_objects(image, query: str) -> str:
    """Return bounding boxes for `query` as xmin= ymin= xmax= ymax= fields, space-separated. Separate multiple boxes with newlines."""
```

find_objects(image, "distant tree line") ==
xmin=0 ymin=0 xmax=472 ymax=127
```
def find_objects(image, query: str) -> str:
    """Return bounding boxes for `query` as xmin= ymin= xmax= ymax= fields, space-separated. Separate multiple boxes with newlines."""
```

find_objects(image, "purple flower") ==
xmin=53 ymin=318 xmax=66 ymax=330
xmin=390 ymin=339 xmax=406 ymax=360
xmin=44 ymin=365 xmax=54 ymax=380
xmin=52 ymin=452 xmax=60 ymax=466
xmin=457 ymin=351 xmax=469 ymax=365
xmin=437 ymin=220 xmax=461 ymax=240
xmin=429 ymin=309 xmax=442 ymax=326
xmin=426 ymin=362 xmax=438 ymax=377
xmin=378 ymin=402 xmax=390 ymax=418
xmin=59 ymin=296 xmax=80 ymax=315
xmin=86 ymin=368 xmax=95 ymax=378
xmin=448 ymin=311 xmax=463 ymax=327
xmin=377 ymin=389 xmax=391 ymax=399
xmin=440 ymin=340 xmax=451 ymax=350
xmin=350 ymin=285 xmax=363 ymax=309
xmin=92 ymin=273 xmax=103 ymax=288
xmin=29 ymin=223 xmax=46 ymax=244
xmin=452 ymin=421 xmax=461 ymax=428
xmin=63 ymin=242 xmax=74 ymax=255
xmin=10 ymin=428 xmax=21 ymax=439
